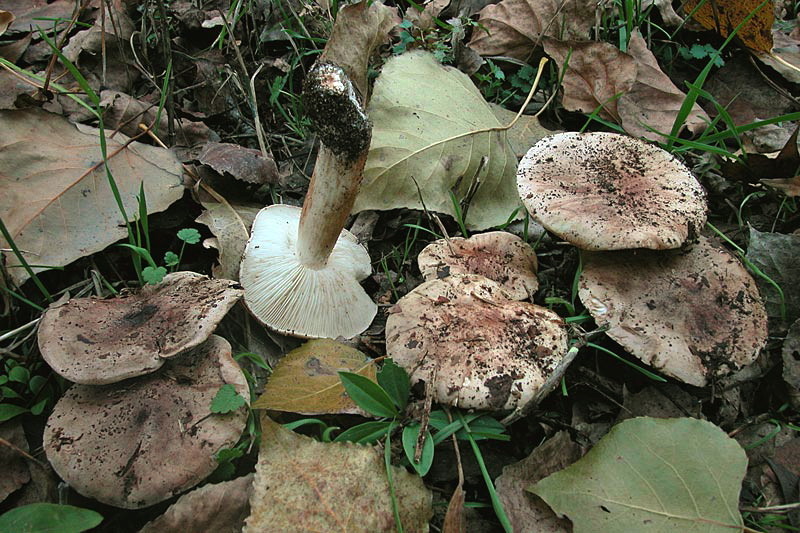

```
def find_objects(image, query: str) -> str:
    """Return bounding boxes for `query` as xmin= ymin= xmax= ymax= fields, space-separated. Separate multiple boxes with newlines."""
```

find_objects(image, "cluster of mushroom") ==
xmin=516 ymin=132 xmax=768 ymax=386
xmin=37 ymin=272 xmax=249 ymax=509
xmin=386 ymin=231 xmax=573 ymax=417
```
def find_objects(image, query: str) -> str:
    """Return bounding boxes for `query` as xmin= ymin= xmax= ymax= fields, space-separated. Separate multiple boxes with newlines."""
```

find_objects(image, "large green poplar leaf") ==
xmin=353 ymin=50 xmax=521 ymax=230
xmin=530 ymin=417 xmax=746 ymax=533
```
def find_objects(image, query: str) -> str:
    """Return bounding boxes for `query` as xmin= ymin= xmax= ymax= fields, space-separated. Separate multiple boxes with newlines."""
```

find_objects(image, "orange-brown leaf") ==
xmin=684 ymin=0 xmax=774 ymax=53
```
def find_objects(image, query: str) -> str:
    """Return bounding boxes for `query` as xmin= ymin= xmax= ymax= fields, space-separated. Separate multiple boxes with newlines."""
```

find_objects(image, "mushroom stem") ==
xmin=297 ymin=62 xmax=372 ymax=269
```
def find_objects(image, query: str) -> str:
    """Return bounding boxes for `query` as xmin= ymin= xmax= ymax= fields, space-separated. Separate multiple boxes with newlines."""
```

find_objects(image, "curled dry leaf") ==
xmin=100 ymin=91 xmax=217 ymax=148
xmin=245 ymin=415 xmax=433 ymax=532
xmin=0 ymin=10 xmax=13 ymax=36
xmin=641 ymin=0 xmax=683 ymax=27
xmin=252 ymin=338 xmax=378 ymax=416
xmin=2 ymin=0 xmax=73 ymax=34
xmin=318 ymin=0 xmax=399 ymax=101
xmin=496 ymin=431 xmax=580 ymax=533
xmin=44 ymin=335 xmax=249 ymax=509
xmin=684 ymin=0 xmax=774 ymax=53
xmin=756 ymin=24 xmax=800 ymax=84
xmin=195 ymin=200 xmax=261 ymax=281
xmin=198 ymin=142 xmax=279 ymax=185
xmin=544 ymin=32 xmax=709 ymax=140
xmin=0 ymin=108 xmax=183 ymax=287
xmin=468 ymin=0 xmax=597 ymax=60
xmin=579 ymin=236 xmax=768 ymax=386
xmin=37 ymin=272 xmax=243 ymax=385
xmin=0 ymin=420 xmax=30 ymax=505
xmin=139 ymin=474 xmax=254 ymax=533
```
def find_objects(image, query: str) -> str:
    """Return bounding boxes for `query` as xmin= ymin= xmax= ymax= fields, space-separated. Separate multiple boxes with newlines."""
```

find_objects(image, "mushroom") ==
xmin=516 ymin=132 xmax=707 ymax=250
xmin=386 ymin=274 xmax=571 ymax=412
xmin=37 ymin=272 xmax=243 ymax=385
xmin=578 ymin=236 xmax=768 ymax=386
xmin=239 ymin=62 xmax=377 ymax=339
xmin=43 ymin=335 xmax=249 ymax=509
xmin=417 ymin=231 xmax=538 ymax=300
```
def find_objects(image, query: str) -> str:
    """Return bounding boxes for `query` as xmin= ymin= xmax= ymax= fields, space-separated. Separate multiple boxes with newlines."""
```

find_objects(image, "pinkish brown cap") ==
xmin=386 ymin=274 xmax=570 ymax=411
xmin=417 ymin=231 xmax=538 ymax=300
xmin=43 ymin=335 xmax=249 ymax=509
xmin=517 ymin=132 xmax=707 ymax=250
xmin=37 ymin=272 xmax=243 ymax=385
xmin=578 ymin=236 xmax=768 ymax=386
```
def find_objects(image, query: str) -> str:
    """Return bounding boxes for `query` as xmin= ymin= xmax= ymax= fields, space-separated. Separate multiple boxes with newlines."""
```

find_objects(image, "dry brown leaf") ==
xmin=468 ymin=0 xmax=597 ymax=60
xmin=442 ymin=484 xmax=466 ymax=533
xmin=139 ymin=474 xmax=254 ymax=533
xmin=198 ymin=142 xmax=278 ymax=185
xmin=1 ymin=0 xmax=73 ymax=35
xmin=496 ymin=431 xmax=581 ymax=533
xmin=762 ymin=175 xmax=800 ymax=195
xmin=755 ymin=24 xmax=800 ymax=84
xmin=252 ymin=338 xmax=377 ymax=415
xmin=684 ymin=0 xmax=774 ymax=53
xmin=0 ymin=10 xmax=14 ymax=36
xmin=100 ymin=91 xmax=216 ymax=148
xmin=543 ymin=38 xmax=636 ymax=123
xmin=0 ymin=108 xmax=183 ymax=286
xmin=195 ymin=199 xmax=261 ymax=281
xmin=406 ymin=0 xmax=450 ymax=31
xmin=0 ymin=420 xmax=30 ymax=504
xmin=545 ymin=33 xmax=709 ymax=140
xmin=245 ymin=414 xmax=433 ymax=532
xmin=618 ymin=32 xmax=709 ymax=139
xmin=319 ymin=0 xmax=399 ymax=101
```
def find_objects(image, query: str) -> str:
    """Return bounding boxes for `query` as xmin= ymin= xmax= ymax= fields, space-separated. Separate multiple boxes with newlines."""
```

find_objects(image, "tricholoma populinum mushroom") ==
xmin=37 ymin=271 xmax=243 ymax=385
xmin=386 ymin=274 xmax=571 ymax=414
xmin=578 ymin=236 xmax=768 ymax=386
xmin=417 ymin=231 xmax=539 ymax=301
xmin=239 ymin=62 xmax=377 ymax=339
xmin=517 ymin=132 xmax=707 ymax=251
xmin=44 ymin=335 xmax=249 ymax=509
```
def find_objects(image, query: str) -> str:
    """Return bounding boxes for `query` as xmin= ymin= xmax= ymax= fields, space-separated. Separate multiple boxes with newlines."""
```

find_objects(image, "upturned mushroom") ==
xmin=43 ymin=335 xmax=249 ymax=509
xmin=417 ymin=231 xmax=539 ymax=300
xmin=517 ymin=132 xmax=707 ymax=250
xmin=37 ymin=272 xmax=243 ymax=385
xmin=386 ymin=274 xmax=571 ymax=413
xmin=578 ymin=236 xmax=768 ymax=386
xmin=239 ymin=62 xmax=377 ymax=339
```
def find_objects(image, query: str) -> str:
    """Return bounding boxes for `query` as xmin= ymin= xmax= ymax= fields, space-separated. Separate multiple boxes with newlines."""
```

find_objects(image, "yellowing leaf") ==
xmin=0 ymin=109 xmax=183 ymax=286
xmin=244 ymin=415 xmax=432 ymax=532
xmin=354 ymin=50 xmax=521 ymax=230
xmin=684 ymin=0 xmax=774 ymax=53
xmin=531 ymin=417 xmax=747 ymax=533
xmin=252 ymin=339 xmax=376 ymax=415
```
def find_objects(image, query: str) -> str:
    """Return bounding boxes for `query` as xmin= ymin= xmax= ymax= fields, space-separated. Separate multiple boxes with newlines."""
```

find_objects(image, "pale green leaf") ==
xmin=354 ymin=50 xmax=521 ymax=230
xmin=530 ymin=417 xmax=746 ymax=533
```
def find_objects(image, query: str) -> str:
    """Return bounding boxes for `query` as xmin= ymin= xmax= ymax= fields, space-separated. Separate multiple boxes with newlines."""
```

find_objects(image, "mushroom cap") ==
xmin=239 ymin=204 xmax=377 ymax=339
xmin=578 ymin=236 xmax=768 ymax=386
xmin=37 ymin=272 xmax=243 ymax=385
xmin=517 ymin=132 xmax=708 ymax=250
xmin=386 ymin=274 xmax=570 ymax=411
xmin=43 ymin=335 xmax=249 ymax=509
xmin=417 ymin=231 xmax=538 ymax=300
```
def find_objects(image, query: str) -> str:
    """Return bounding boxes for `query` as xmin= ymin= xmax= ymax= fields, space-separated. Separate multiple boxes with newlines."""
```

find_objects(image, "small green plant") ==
xmin=0 ymin=357 xmax=60 ymax=424
xmin=678 ymin=43 xmax=725 ymax=67
xmin=119 ymin=227 xmax=202 ymax=285
xmin=0 ymin=503 xmax=102 ymax=533
xmin=334 ymin=359 xmax=513 ymax=531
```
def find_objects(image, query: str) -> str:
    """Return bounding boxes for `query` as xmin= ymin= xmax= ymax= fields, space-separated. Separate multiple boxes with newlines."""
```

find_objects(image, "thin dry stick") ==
xmin=0 ymin=437 xmax=48 ymax=469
